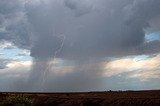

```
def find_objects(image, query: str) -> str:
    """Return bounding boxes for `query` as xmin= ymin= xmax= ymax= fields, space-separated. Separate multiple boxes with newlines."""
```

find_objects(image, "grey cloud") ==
xmin=125 ymin=0 xmax=160 ymax=25
xmin=0 ymin=0 xmax=30 ymax=49
xmin=5 ymin=19 xmax=31 ymax=49
xmin=0 ymin=14 xmax=5 ymax=25
xmin=147 ymin=15 xmax=160 ymax=33
xmin=16 ymin=52 xmax=30 ymax=57
xmin=0 ymin=59 xmax=10 ymax=69
xmin=25 ymin=1 xmax=67 ymax=59
xmin=0 ymin=0 xmax=160 ymax=59
xmin=0 ymin=0 xmax=23 ymax=14
xmin=140 ymin=40 xmax=160 ymax=55
xmin=0 ymin=0 xmax=160 ymax=91
xmin=0 ymin=40 xmax=16 ymax=49
xmin=64 ymin=0 xmax=94 ymax=16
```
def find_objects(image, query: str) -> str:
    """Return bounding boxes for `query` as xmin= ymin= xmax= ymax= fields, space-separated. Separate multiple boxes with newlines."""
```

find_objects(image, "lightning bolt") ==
xmin=53 ymin=34 xmax=66 ymax=62
xmin=40 ymin=34 xmax=66 ymax=90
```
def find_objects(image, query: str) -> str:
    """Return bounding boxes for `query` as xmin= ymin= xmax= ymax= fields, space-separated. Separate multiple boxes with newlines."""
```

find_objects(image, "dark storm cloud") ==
xmin=0 ymin=0 xmax=160 ymax=59
xmin=0 ymin=0 xmax=160 ymax=91
xmin=124 ymin=0 xmax=160 ymax=27
xmin=25 ymin=1 xmax=65 ymax=59
xmin=148 ymin=15 xmax=160 ymax=32
xmin=59 ymin=0 xmax=160 ymax=59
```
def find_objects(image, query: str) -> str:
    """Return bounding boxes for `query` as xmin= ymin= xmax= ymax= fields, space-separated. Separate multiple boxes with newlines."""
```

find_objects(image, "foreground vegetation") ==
xmin=1 ymin=96 xmax=32 ymax=106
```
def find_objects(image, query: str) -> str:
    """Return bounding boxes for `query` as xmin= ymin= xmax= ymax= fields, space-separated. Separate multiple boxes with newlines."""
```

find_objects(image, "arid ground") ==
xmin=0 ymin=90 xmax=160 ymax=106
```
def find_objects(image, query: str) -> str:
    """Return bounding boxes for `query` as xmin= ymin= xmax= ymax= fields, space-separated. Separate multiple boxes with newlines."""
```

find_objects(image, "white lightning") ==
xmin=53 ymin=35 xmax=66 ymax=62
xmin=40 ymin=34 xmax=66 ymax=90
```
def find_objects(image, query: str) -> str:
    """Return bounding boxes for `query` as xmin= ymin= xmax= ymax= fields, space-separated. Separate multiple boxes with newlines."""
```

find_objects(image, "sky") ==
xmin=0 ymin=0 xmax=160 ymax=92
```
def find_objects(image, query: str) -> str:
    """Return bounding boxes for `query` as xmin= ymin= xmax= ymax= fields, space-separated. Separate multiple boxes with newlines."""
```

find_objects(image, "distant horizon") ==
xmin=1 ymin=89 xmax=160 ymax=94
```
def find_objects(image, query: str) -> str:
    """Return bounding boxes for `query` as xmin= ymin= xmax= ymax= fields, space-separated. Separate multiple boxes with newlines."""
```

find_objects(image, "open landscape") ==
xmin=0 ymin=90 xmax=160 ymax=106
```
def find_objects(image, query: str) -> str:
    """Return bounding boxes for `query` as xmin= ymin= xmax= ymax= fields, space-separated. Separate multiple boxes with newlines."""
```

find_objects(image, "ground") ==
xmin=0 ymin=90 xmax=160 ymax=106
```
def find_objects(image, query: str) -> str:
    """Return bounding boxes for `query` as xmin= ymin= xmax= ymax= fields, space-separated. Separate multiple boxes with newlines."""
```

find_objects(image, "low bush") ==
xmin=2 ymin=96 xmax=32 ymax=106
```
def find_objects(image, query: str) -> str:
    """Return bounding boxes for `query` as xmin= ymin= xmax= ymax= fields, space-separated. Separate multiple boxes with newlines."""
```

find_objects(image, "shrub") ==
xmin=2 ymin=96 xmax=32 ymax=106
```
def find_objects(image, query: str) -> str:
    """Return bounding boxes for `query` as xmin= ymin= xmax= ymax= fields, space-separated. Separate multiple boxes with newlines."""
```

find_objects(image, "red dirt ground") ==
xmin=0 ymin=90 xmax=160 ymax=106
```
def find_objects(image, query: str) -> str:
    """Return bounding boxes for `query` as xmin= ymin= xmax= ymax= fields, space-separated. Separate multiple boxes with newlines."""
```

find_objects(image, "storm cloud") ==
xmin=1 ymin=0 xmax=160 ymax=58
xmin=0 ymin=0 xmax=160 ymax=91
